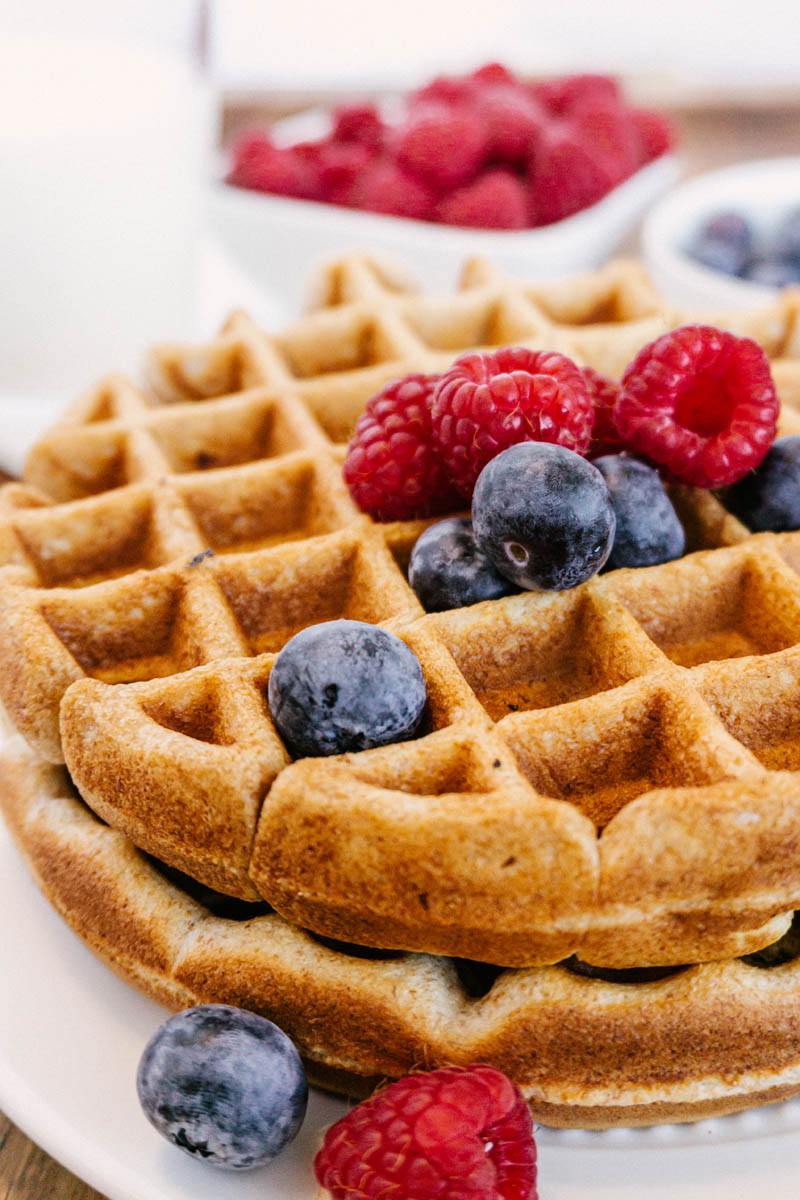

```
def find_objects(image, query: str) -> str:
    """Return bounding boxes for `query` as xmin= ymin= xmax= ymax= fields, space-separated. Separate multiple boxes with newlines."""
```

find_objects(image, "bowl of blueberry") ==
xmin=642 ymin=155 xmax=800 ymax=309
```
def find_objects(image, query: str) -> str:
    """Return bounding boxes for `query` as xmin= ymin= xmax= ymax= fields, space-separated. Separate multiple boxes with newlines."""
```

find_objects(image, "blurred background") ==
xmin=0 ymin=0 xmax=797 ymax=463
xmin=0 ymin=3 xmax=798 ymax=1196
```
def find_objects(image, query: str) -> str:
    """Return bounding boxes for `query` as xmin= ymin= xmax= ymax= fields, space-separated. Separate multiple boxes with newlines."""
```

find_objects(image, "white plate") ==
xmin=4 ymin=813 xmax=800 ymax=1200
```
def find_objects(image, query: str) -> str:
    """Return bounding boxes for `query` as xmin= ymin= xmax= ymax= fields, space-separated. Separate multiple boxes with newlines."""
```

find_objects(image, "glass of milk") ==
xmin=0 ymin=29 xmax=210 ymax=394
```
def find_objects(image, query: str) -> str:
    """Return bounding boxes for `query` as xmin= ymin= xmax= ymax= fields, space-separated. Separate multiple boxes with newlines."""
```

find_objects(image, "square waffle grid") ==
xmin=3 ymin=256 xmax=800 ymax=968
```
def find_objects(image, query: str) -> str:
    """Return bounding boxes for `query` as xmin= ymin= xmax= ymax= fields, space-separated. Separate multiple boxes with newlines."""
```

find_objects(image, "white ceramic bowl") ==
xmin=209 ymin=127 xmax=679 ymax=313
xmin=642 ymin=156 xmax=800 ymax=310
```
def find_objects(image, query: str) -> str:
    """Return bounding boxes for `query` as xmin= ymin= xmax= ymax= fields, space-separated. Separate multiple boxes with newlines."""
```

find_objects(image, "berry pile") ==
xmin=689 ymin=206 xmax=800 ymax=287
xmin=343 ymin=325 xmax=782 ymax=607
xmin=226 ymin=63 xmax=675 ymax=230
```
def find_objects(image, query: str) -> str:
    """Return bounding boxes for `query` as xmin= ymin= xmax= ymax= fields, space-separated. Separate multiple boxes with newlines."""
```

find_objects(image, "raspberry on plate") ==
xmin=615 ymin=325 xmax=779 ymax=488
xmin=430 ymin=346 xmax=595 ymax=497
xmin=314 ymin=1063 xmax=537 ymax=1200
xmin=343 ymin=373 xmax=460 ymax=520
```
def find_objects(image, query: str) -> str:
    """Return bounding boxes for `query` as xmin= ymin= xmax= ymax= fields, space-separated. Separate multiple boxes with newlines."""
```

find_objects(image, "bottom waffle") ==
xmin=3 ymin=711 xmax=800 ymax=1129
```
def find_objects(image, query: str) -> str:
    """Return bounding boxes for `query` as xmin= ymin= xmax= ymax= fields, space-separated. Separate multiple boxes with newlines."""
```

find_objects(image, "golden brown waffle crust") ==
xmin=4 ymin=257 xmax=800 ymax=971
xmin=8 ymin=255 xmax=800 ymax=1133
xmin=4 ymin=714 xmax=800 ymax=1129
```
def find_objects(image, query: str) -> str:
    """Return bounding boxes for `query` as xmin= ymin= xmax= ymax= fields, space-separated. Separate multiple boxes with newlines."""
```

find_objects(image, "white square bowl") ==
xmin=209 ymin=150 xmax=680 ymax=313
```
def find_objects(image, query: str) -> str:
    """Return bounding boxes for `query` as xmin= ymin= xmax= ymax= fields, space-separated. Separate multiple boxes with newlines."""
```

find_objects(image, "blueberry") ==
xmin=593 ymin=454 xmax=685 ymax=569
xmin=268 ymin=619 xmax=426 ymax=757
xmin=774 ymin=206 xmax=800 ymax=264
xmin=471 ymin=443 xmax=615 ymax=591
xmin=702 ymin=210 xmax=753 ymax=248
xmin=408 ymin=517 xmax=518 ymax=612
xmin=723 ymin=436 xmax=800 ymax=532
xmin=136 ymin=1004 xmax=307 ymax=1170
xmin=741 ymin=255 xmax=800 ymax=288
xmin=688 ymin=210 xmax=753 ymax=276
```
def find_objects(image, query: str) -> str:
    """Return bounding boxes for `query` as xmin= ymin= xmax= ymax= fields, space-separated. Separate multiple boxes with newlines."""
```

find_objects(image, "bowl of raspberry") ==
xmin=642 ymin=155 xmax=800 ymax=309
xmin=211 ymin=63 xmax=679 ymax=311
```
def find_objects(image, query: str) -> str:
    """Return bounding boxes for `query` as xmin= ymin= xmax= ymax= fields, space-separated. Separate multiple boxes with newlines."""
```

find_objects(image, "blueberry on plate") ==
xmin=688 ymin=209 xmax=754 ymax=277
xmin=593 ymin=453 xmax=685 ymax=569
xmin=471 ymin=442 xmax=616 ymax=591
xmin=408 ymin=517 xmax=518 ymax=612
xmin=136 ymin=1004 xmax=307 ymax=1170
xmin=268 ymin=618 xmax=426 ymax=757
xmin=723 ymin=435 xmax=800 ymax=532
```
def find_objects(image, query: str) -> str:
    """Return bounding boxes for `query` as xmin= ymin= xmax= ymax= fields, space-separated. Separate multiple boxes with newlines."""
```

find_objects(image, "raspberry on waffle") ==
xmin=4 ymin=254 xmax=800 ymax=1127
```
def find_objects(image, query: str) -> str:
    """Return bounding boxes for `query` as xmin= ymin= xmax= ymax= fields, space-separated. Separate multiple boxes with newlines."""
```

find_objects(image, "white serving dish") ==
xmin=209 ymin=131 xmax=679 ymax=312
xmin=642 ymin=155 xmax=800 ymax=309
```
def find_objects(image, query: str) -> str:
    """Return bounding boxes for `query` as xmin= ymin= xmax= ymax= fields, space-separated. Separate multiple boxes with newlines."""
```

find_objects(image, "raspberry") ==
xmin=430 ymin=347 xmax=595 ymax=498
xmin=583 ymin=366 xmax=627 ymax=458
xmin=529 ymin=126 xmax=613 ymax=225
xmin=314 ymin=1063 xmax=538 ymax=1200
xmin=471 ymin=62 xmax=518 ymax=89
xmin=630 ymin=108 xmax=677 ymax=164
xmin=343 ymin=374 xmax=460 ymax=520
xmin=437 ymin=169 xmax=529 ymax=230
xmin=349 ymin=159 xmax=437 ymax=221
xmin=410 ymin=73 xmax=478 ymax=108
xmin=474 ymin=86 xmax=547 ymax=165
xmin=316 ymin=141 xmax=374 ymax=205
xmin=616 ymin=325 xmax=779 ymax=488
xmin=396 ymin=105 xmax=490 ymax=191
xmin=568 ymin=103 xmax=641 ymax=187
xmin=225 ymin=133 xmax=318 ymax=199
xmin=332 ymin=103 xmax=385 ymax=150
xmin=530 ymin=72 xmax=621 ymax=116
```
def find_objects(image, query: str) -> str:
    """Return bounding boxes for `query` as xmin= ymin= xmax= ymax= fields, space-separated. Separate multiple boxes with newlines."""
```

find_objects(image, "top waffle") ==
xmin=4 ymin=254 xmax=800 ymax=971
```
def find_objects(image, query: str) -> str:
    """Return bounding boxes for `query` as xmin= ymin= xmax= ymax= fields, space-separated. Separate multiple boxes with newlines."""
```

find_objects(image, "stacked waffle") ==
xmin=3 ymin=255 xmax=800 ymax=1126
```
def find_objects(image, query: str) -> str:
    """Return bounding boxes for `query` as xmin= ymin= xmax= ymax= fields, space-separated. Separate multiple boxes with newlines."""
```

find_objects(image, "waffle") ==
xmin=4 ymin=254 xmax=800 ymax=1126
xmin=5 ymin=712 xmax=800 ymax=1129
